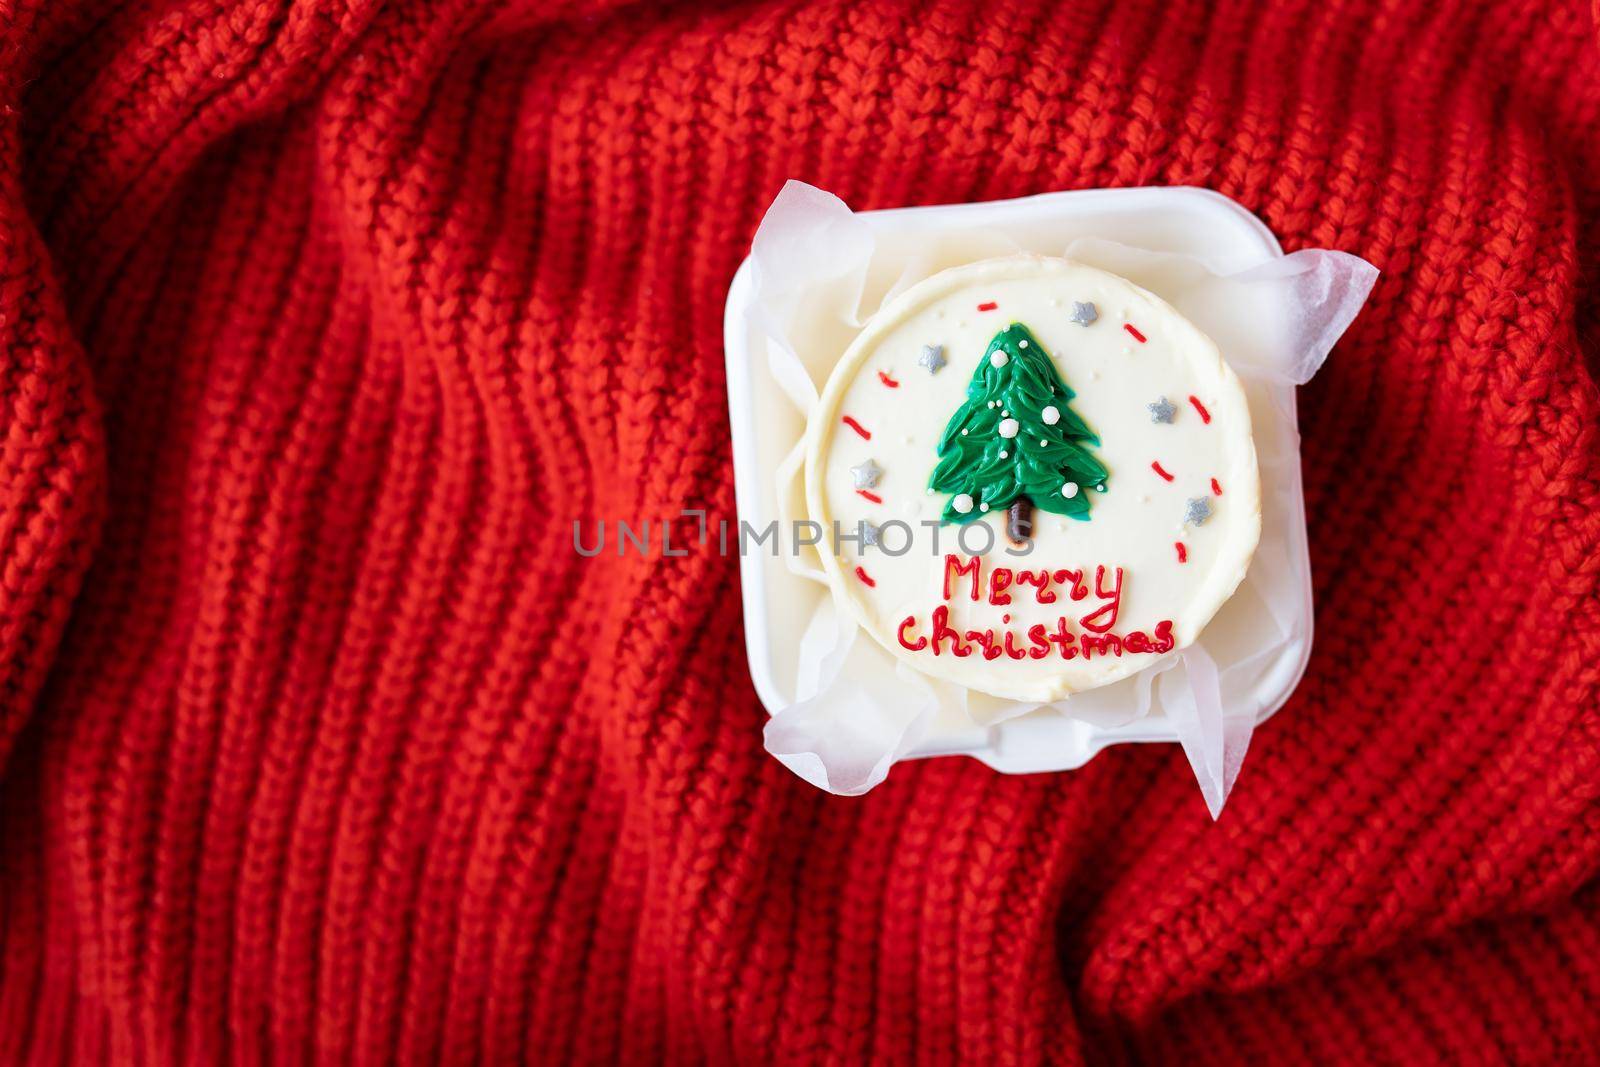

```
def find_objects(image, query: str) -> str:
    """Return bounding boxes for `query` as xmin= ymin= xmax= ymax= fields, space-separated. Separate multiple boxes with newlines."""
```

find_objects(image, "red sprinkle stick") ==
xmin=1211 ymin=477 xmax=1223 ymax=496
xmin=842 ymin=415 xmax=871 ymax=440
xmin=977 ymin=301 xmax=998 ymax=312
xmin=1124 ymin=323 xmax=1147 ymax=343
xmin=877 ymin=370 xmax=900 ymax=388
xmin=1151 ymin=461 xmax=1175 ymax=482
xmin=857 ymin=489 xmax=882 ymax=504
xmin=855 ymin=565 xmax=877 ymax=587
xmin=1189 ymin=395 xmax=1211 ymax=423
xmin=1175 ymin=542 xmax=1188 ymax=563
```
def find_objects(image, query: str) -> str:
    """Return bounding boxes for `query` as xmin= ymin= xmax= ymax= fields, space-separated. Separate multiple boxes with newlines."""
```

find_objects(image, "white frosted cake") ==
xmin=805 ymin=254 xmax=1261 ymax=702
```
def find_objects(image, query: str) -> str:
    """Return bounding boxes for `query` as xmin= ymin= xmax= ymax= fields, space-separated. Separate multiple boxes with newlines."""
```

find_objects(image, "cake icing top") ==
xmin=805 ymin=255 xmax=1261 ymax=702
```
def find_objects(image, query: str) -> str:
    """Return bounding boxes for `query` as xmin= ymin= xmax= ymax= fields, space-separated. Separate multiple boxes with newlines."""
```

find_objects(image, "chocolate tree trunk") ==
xmin=1007 ymin=498 xmax=1034 ymax=547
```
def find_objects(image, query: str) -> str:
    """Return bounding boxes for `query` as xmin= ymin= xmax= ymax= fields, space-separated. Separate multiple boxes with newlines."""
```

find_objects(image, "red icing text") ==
xmin=898 ymin=555 xmax=1173 ymax=663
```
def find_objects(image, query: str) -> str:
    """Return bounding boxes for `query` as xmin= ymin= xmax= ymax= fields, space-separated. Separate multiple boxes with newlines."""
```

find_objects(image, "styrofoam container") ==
xmin=724 ymin=187 xmax=1313 ymax=774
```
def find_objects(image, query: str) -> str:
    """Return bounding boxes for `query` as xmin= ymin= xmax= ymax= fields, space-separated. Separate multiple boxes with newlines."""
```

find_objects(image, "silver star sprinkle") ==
xmin=861 ymin=521 xmax=881 ymax=548
xmin=1069 ymin=301 xmax=1099 ymax=326
xmin=917 ymin=343 xmax=946 ymax=374
xmin=1185 ymin=497 xmax=1213 ymax=526
xmin=1148 ymin=396 xmax=1177 ymax=424
xmin=850 ymin=459 xmax=883 ymax=490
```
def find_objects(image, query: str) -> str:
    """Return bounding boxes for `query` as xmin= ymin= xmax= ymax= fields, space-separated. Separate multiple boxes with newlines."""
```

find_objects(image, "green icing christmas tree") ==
xmin=929 ymin=323 xmax=1108 ymax=544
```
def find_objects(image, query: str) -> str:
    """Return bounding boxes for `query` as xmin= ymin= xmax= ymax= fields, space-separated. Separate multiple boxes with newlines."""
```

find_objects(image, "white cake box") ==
xmin=724 ymin=183 xmax=1374 ymax=809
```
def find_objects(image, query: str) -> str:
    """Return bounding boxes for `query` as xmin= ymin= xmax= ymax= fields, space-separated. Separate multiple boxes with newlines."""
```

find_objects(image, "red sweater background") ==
xmin=0 ymin=0 xmax=1597 ymax=1062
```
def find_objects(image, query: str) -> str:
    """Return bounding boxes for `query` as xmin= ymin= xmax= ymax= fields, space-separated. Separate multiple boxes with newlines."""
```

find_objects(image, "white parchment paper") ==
xmin=750 ymin=181 xmax=1376 ymax=816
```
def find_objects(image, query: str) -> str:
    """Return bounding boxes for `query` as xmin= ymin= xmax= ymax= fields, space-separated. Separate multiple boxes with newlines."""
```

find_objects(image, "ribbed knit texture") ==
xmin=0 ymin=0 xmax=1597 ymax=1062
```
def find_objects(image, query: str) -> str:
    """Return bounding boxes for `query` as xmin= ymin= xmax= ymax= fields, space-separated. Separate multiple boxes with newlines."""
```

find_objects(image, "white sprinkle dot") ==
xmin=953 ymin=493 xmax=973 ymax=514
xmin=1018 ymin=339 xmax=1028 ymax=349
xmin=990 ymin=351 xmax=1009 ymax=367
xmin=961 ymin=429 xmax=969 ymax=436
xmin=1062 ymin=482 xmax=1079 ymax=499
xmin=979 ymin=502 xmax=989 ymax=512
xmin=1040 ymin=439 xmax=1048 ymax=447
xmin=1041 ymin=405 xmax=1060 ymax=425
xmin=998 ymin=418 xmax=1019 ymax=439
xmin=998 ymin=450 xmax=1008 ymax=459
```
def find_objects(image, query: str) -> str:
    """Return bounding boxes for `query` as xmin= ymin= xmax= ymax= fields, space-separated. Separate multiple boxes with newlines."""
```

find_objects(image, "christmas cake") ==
xmin=805 ymin=255 xmax=1260 ymax=702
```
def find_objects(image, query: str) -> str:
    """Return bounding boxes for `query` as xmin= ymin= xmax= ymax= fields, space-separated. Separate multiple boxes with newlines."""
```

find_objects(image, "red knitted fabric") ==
xmin=1 ymin=0 xmax=1598 ymax=1062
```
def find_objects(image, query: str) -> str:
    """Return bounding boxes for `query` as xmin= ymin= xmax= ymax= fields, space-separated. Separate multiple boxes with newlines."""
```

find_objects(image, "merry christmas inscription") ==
xmin=895 ymin=554 xmax=1176 ymax=662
